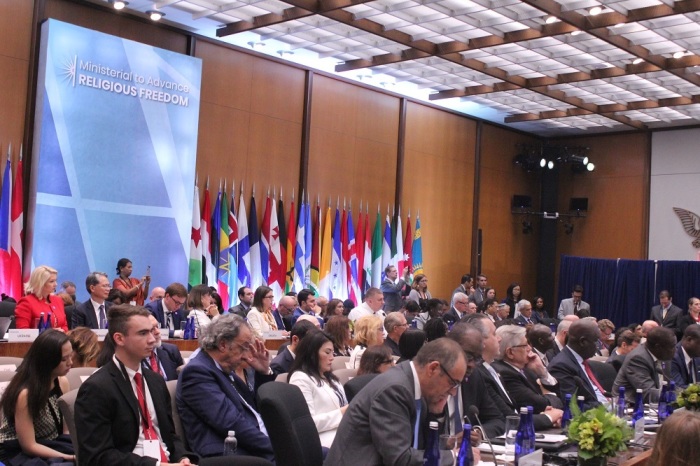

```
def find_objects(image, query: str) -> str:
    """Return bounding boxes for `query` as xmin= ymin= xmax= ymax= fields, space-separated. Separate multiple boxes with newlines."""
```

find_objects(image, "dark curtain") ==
xmin=655 ymin=261 xmax=700 ymax=311
xmin=610 ymin=259 xmax=656 ymax=327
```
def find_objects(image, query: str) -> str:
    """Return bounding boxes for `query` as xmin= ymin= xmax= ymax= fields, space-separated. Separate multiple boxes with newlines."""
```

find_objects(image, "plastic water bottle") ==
xmin=549 ymin=322 xmax=556 ymax=334
xmin=617 ymin=386 xmax=626 ymax=419
xmin=37 ymin=312 xmax=45 ymax=332
xmin=423 ymin=421 xmax=440 ymax=466
xmin=45 ymin=312 xmax=52 ymax=330
xmin=577 ymin=395 xmax=585 ymax=412
xmin=526 ymin=406 xmax=536 ymax=452
xmin=223 ymin=430 xmax=237 ymax=456
xmin=514 ymin=407 xmax=533 ymax=462
xmin=456 ymin=423 xmax=473 ymax=466
xmin=561 ymin=394 xmax=572 ymax=430
xmin=658 ymin=383 xmax=669 ymax=423
xmin=667 ymin=381 xmax=676 ymax=416
xmin=632 ymin=388 xmax=645 ymax=442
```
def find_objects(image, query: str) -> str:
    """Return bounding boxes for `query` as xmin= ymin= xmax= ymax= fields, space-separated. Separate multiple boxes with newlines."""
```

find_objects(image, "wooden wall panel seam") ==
xmin=471 ymin=121 xmax=483 ymax=277
xmin=299 ymin=70 xmax=313 ymax=199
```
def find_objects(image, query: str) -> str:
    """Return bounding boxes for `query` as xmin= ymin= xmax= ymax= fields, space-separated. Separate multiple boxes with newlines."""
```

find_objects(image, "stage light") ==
xmin=545 ymin=16 xmax=558 ymax=24
xmin=110 ymin=0 xmax=128 ymax=9
xmin=632 ymin=58 xmax=644 ymax=65
xmin=540 ymin=158 xmax=546 ymax=168
xmin=589 ymin=6 xmax=602 ymax=15
xmin=587 ymin=162 xmax=595 ymax=171
xmin=547 ymin=160 xmax=554 ymax=169
xmin=673 ymin=51 xmax=685 ymax=59
xmin=147 ymin=10 xmax=164 ymax=21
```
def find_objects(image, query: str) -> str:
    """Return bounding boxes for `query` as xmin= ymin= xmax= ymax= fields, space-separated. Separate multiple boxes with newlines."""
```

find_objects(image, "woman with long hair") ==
xmin=323 ymin=299 xmax=345 ymax=321
xmin=246 ymin=286 xmax=278 ymax=339
xmin=407 ymin=274 xmax=431 ymax=306
xmin=67 ymin=327 xmax=100 ymax=367
xmin=186 ymin=284 xmax=220 ymax=334
xmin=649 ymin=410 xmax=700 ymax=466
xmin=0 ymin=330 xmax=75 ymax=463
xmin=288 ymin=331 xmax=348 ymax=448
xmin=502 ymin=283 xmax=521 ymax=319
xmin=324 ymin=316 xmax=353 ymax=356
xmin=112 ymin=258 xmax=150 ymax=306
xmin=349 ymin=315 xmax=384 ymax=369
xmin=15 ymin=266 xmax=68 ymax=331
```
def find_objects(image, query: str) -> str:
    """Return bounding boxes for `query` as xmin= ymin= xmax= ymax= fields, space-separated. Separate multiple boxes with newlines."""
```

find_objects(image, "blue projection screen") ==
xmin=28 ymin=20 xmax=202 ymax=302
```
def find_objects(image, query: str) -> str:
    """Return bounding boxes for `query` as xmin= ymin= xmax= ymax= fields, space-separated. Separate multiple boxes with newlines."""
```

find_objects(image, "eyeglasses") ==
xmin=439 ymin=363 xmax=462 ymax=389
xmin=511 ymin=343 xmax=531 ymax=351
xmin=264 ymin=295 xmax=274 ymax=299
xmin=381 ymin=359 xmax=395 ymax=365
xmin=170 ymin=296 xmax=186 ymax=307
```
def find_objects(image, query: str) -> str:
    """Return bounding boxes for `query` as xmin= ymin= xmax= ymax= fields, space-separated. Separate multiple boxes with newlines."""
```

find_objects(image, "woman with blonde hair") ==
xmin=349 ymin=315 xmax=384 ymax=369
xmin=15 ymin=266 xmax=68 ymax=331
xmin=246 ymin=286 xmax=279 ymax=339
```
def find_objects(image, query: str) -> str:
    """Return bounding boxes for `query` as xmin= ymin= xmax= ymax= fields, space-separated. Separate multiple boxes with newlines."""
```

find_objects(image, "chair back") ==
xmin=58 ymin=389 xmax=80 ymax=465
xmin=256 ymin=382 xmax=324 ymax=466
xmin=344 ymin=373 xmax=378 ymax=402
xmin=588 ymin=359 xmax=617 ymax=393
xmin=66 ymin=367 xmax=97 ymax=391
xmin=0 ymin=301 xmax=15 ymax=328
xmin=275 ymin=372 xmax=288 ymax=382
xmin=331 ymin=356 xmax=350 ymax=371
xmin=333 ymin=368 xmax=357 ymax=385
xmin=0 ymin=357 xmax=23 ymax=370
xmin=166 ymin=380 xmax=189 ymax=450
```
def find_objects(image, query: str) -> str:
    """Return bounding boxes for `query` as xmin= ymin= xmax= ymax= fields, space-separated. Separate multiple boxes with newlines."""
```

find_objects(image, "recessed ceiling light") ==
xmin=673 ymin=51 xmax=685 ymax=59
xmin=146 ymin=10 xmax=164 ymax=21
xmin=632 ymin=58 xmax=644 ymax=65
xmin=571 ymin=30 xmax=582 ymax=36
xmin=614 ymin=23 xmax=624 ymax=28
xmin=589 ymin=6 xmax=602 ymax=15
xmin=545 ymin=15 xmax=558 ymax=24
xmin=110 ymin=0 xmax=127 ymax=9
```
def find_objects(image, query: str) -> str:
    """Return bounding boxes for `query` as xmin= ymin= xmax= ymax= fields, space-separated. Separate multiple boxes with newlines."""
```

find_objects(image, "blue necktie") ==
xmin=413 ymin=399 xmax=421 ymax=449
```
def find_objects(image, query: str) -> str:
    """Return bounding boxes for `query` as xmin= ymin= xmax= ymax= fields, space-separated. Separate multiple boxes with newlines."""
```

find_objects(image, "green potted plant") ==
xmin=674 ymin=383 xmax=700 ymax=411
xmin=567 ymin=404 xmax=633 ymax=466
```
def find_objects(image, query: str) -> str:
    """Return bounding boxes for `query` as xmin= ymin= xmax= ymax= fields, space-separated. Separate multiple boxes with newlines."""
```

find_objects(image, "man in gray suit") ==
xmin=380 ymin=265 xmax=409 ymax=312
xmin=650 ymin=290 xmax=684 ymax=339
xmin=613 ymin=326 xmax=676 ymax=402
xmin=325 ymin=338 xmax=469 ymax=466
xmin=557 ymin=285 xmax=590 ymax=319
xmin=228 ymin=286 xmax=254 ymax=318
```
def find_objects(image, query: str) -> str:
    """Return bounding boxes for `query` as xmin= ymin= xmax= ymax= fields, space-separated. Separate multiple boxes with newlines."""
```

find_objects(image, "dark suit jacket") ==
xmin=270 ymin=347 xmax=294 ymax=375
xmin=271 ymin=310 xmax=288 ymax=331
xmin=548 ymin=346 xmax=601 ymax=411
xmin=670 ymin=342 xmax=700 ymax=388
xmin=545 ymin=342 xmax=561 ymax=363
xmin=491 ymin=360 xmax=560 ymax=413
xmin=75 ymin=360 xmax=195 ymax=466
xmin=145 ymin=299 xmax=184 ymax=337
xmin=458 ymin=368 xmax=505 ymax=439
xmin=476 ymin=364 xmax=553 ymax=431
xmin=613 ymin=343 xmax=669 ymax=402
xmin=384 ymin=337 xmax=402 ymax=358
xmin=679 ymin=315 xmax=699 ymax=337
xmin=325 ymin=361 xmax=453 ymax=466
xmin=176 ymin=350 xmax=275 ymax=461
xmin=650 ymin=304 xmax=683 ymax=337
xmin=143 ymin=343 xmax=184 ymax=381
xmin=442 ymin=308 xmax=462 ymax=327
xmin=229 ymin=303 xmax=249 ymax=319
xmin=72 ymin=300 xmax=113 ymax=329
xmin=381 ymin=278 xmax=407 ymax=312
xmin=514 ymin=315 xmax=534 ymax=327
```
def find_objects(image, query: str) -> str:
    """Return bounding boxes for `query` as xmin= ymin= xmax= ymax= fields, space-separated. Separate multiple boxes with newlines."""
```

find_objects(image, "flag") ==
xmin=188 ymin=185 xmax=203 ymax=290
xmin=211 ymin=189 xmax=222 ymax=274
xmin=9 ymin=154 xmax=23 ymax=298
xmin=395 ymin=209 xmax=405 ymax=274
xmin=227 ymin=189 xmax=239 ymax=305
xmin=0 ymin=157 xmax=12 ymax=295
xmin=260 ymin=194 xmax=271 ymax=285
xmin=390 ymin=208 xmax=399 ymax=267
xmin=381 ymin=214 xmax=392 ymax=278
xmin=340 ymin=208 xmax=349 ymax=301
xmin=269 ymin=192 xmax=283 ymax=299
xmin=285 ymin=197 xmax=296 ymax=293
xmin=356 ymin=208 xmax=365 ymax=292
xmin=305 ymin=199 xmax=313 ymax=290
xmin=362 ymin=206 xmax=372 ymax=294
xmin=293 ymin=202 xmax=306 ymax=292
xmin=319 ymin=205 xmax=332 ymax=297
xmin=412 ymin=215 xmax=424 ymax=275
xmin=249 ymin=194 xmax=262 ymax=288
xmin=237 ymin=192 xmax=251 ymax=287
xmin=370 ymin=210 xmax=382 ymax=288
xmin=201 ymin=184 xmax=216 ymax=286
xmin=217 ymin=190 xmax=231 ymax=308
xmin=404 ymin=213 xmax=413 ymax=274
xmin=346 ymin=209 xmax=361 ymax=305
xmin=330 ymin=207 xmax=344 ymax=299
xmin=310 ymin=202 xmax=320 ymax=296
xmin=277 ymin=196 xmax=287 ymax=294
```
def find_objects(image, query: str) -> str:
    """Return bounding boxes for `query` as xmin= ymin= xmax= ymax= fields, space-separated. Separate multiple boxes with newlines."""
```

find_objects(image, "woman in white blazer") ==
xmin=246 ymin=286 xmax=278 ymax=339
xmin=288 ymin=331 xmax=348 ymax=448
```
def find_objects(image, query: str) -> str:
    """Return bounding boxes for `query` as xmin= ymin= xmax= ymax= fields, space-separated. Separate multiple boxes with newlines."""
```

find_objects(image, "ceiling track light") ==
xmin=586 ymin=162 xmax=595 ymax=171
xmin=673 ymin=51 xmax=686 ymax=59
xmin=547 ymin=160 xmax=554 ymax=170
xmin=589 ymin=6 xmax=602 ymax=15
xmin=545 ymin=15 xmax=558 ymax=24
xmin=109 ymin=0 xmax=128 ymax=9
xmin=146 ymin=10 xmax=164 ymax=21
xmin=632 ymin=58 xmax=644 ymax=65
xmin=571 ymin=30 xmax=582 ymax=36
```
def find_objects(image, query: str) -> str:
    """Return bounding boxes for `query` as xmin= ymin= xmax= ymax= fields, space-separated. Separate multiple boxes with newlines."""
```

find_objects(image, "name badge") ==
xmin=7 ymin=329 xmax=38 ymax=342
xmin=0 ymin=364 xmax=17 ymax=372
xmin=262 ymin=330 xmax=288 ymax=340
xmin=92 ymin=329 xmax=109 ymax=341
xmin=142 ymin=439 xmax=161 ymax=460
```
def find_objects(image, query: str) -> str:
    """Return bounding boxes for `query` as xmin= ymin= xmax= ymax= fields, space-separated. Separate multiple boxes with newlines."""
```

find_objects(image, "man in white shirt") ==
xmin=71 ymin=271 xmax=112 ymax=329
xmin=348 ymin=288 xmax=385 ymax=322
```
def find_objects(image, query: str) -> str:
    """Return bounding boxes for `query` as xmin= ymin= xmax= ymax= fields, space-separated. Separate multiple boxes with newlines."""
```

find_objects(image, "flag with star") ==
xmin=188 ymin=184 xmax=202 ymax=290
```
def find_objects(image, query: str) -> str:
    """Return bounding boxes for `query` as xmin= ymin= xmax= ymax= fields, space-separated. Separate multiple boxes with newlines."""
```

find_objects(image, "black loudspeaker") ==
xmin=569 ymin=197 xmax=588 ymax=212
xmin=512 ymin=195 xmax=532 ymax=209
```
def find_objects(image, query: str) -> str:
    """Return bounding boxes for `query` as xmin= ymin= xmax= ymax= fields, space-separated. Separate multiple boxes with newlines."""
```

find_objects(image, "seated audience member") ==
xmin=549 ymin=319 xmax=608 ymax=411
xmin=527 ymin=324 xmax=555 ymax=367
xmin=57 ymin=293 xmax=75 ymax=330
xmin=0 ymin=330 xmax=75 ymax=463
xmin=177 ymin=315 xmax=275 ymax=461
xmin=466 ymin=314 xmax=562 ymax=432
xmin=246 ymin=286 xmax=279 ymax=339
xmin=424 ymin=317 xmax=448 ymax=341
xmin=229 ymin=286 xmax=254 ymax=318
xmin=107 ymin=288 xmax=127 ymax=305
xmin=495 ymin=304 xmax=512 ymax=325
xmin=186 ymin=284 xmax=220 ymax=334
xmin=640 ymin=320 xmax=659 ymax=344
xmin=145 ymin=282 xmax=187 ymax=337
xmin=502 ymin=283 xmax=521 ymax=319
xmin=680 ymin=297 xmax=700 ymax=336
xmin=546 ymin=318 xmax=574 ymax=361
xmin=68 ymin=326 xmax=100 ymax=367
xmin=397 ymin=329 xmax=427 ymax=363
xmin=15 ymin=265 xmax=69 ymax=331
xmin=514 ymin=300 xmax=535 ymax=326
xmin=403 ymin=300 xmax=422 ymax=324
xmin=613 ymin=326 xmax=676 ymax=402
xmin=596 ymin=319 xmax=615 ymax=356
xmin=532 ymin=296 xmax=551 ymax=324
xmin=443 ymin=292 xmax=470 ymax=326
xmin=606 ymin=330 xmax=640 ymax=370
xmin=96 ymin=333 xmax=116 ymax=368
xmin=380 ymin=265 xmax=410 ymax=312
xmin=412 ymin=298 xmax=444 ymax=330
xmin=342 ymin=299 xmax=354 ymax=316
xmin=297 ymin=314 xmax=321 ymax=329
xmin=493 ymin=325 xmax=562 ymax=413
xmin=324 ymin=316 xmax=353 ymax=357
xmin=270 ymin=320 xmax=318 ymax=375
xmin=349 ymin=315 xmax=385 ymax=369
xmin=557 ymin=284 xmax=590 ymax=320
xmin=291 ymin=289 xmax=322 ymax=327
xmin=272 ymin=295 xmax=296 ymax=331
xmin=650 ymin=290 xmax=683 ymax=338
xmin=149 ymin=286 xmax=165 ymax=303
xmin=112 ymin=258 xmax=150 ymax=306
xmin=670 ymin=324 xmax=700 ymax=388
xmin=357 ymin=345 xmax=395 ymax=376
xmin=384 ymin=311 xmax=408 ymax=357
xmin=72 ymin=271 xmax=113 ymax=330
xmin=315 ymin=296 xmax=329 ymax=317
xmin=348 ymin=288 xmax=386 ymax=323
xmin=288 ymin=331 xmax=348 ymax=448
xmin=144 ymin=315 xmax=184 ymax=381
xmin=648 ymin=410 xmax=700 ymax=466
xmin=323 ymin=299 xmax=345 ymax=322
xmin=61 ymin=281 xmax=77 ymax=304
xmin=325 ymin=338 xmax=471 ymax=466
xmin=482 ymin=298 xmax=500 ymax=323
xmin=75 ymin=305 xmax=196 ymax=466
xmin=210 ymin=291 xmax=225 ymax=316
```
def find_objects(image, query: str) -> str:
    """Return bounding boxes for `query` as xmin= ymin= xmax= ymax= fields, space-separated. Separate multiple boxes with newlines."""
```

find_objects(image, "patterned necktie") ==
xmin=133 ymin=373 xmax=169 ymax=462
xmin=98 ymin=304 xmax=106 ymax=329
xmin=149 ymin=353 xmax=161 ymax=376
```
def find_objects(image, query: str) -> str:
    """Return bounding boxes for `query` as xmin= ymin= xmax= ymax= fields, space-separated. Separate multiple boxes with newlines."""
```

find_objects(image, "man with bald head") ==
xmin=671 ymin=324 xmax=700 ymax=388
xmin=149 ymin=286 xmax=165 ymax=302
xmin=549 ymin=319 xmax=608 ymax=410
xmin=273 ymin=295 xmax=296 ymax=331
xmin=613 ymin=326 xmax=676 ymax=402
xmin=640 ymin=320 xmax=659 ymax=344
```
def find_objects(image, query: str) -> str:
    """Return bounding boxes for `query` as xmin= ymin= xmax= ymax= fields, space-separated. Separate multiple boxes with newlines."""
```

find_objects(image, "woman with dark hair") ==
xmin=323 ymin=299 xmax=345 ymax=321
xmin=397 ymin=329 xmax=427 ymax=363
xmin=186 ymin=284 xmax=220 ymax=334
xmin=357 ymin=345 xmax=395 ymax=376
xmin=0 ymin=330 xmax=75 ymax=463
xmin=106 ymin=288 xmax=127 ymax=305
xmin=288 ymin=331 xmax=348 ymax=448
xmin=532 ymin=296 xmax=549 ymax=322
xmin=649 ymin=410 xmax=700 ymax=466
xmin=112 ymin=258 xmax=150 ymax=306
xmin=324 ymin=316 xmax=353 ymax=356
xmin=209 ymin=291 xmax=225 ymax=315
xmin=411 ymin=298 xmax=444 ymax=330
xmin=408 ymin=274 xmax=431 ymax=306
xmin=502 ymin=283 xmax=521 ymax=318
xmin=246 ymin=286 xmax=279 ymax=339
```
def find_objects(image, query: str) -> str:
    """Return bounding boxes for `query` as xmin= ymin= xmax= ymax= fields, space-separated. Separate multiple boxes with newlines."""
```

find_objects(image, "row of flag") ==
xmin=188 ymin=181 xmax=424 ymax=309
xmin=0 ymin=144 xmax=24 ymax=299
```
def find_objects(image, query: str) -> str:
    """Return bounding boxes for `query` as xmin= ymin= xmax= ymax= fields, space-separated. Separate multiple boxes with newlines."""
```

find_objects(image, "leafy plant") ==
xmin=674 ymin=383 xmax=700 ymax=411
xmin=567 ymin=402 xmax=633 ymax=459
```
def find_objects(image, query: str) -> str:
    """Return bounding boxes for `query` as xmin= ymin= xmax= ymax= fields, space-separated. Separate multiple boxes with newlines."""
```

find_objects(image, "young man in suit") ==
xmin=270 ymin=319 xmax=318 ymax=375
xmin=75 ymin=304 xmax=196 ymax=466
xmin=145 ymin=283 xmax=187 ymax=338
xmin=144 ymin=315 xmax=184 ymax=381
xmin=72 ymin=271 xmax=113 ymax=329
xmin=557 ymin=285 xmax=590 ymax=319
xmin=650 ymin=290 xmax=684 ymax=339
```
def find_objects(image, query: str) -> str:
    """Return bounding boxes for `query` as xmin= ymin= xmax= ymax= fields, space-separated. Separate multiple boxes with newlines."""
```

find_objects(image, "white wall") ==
xmin=649 ymin=128 xmax=700 ymax=260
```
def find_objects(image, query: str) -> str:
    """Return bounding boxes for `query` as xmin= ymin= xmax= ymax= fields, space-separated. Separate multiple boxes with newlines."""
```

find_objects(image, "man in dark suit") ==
xmin=549 ymin=319 xmax=609 ymax=411
xmin=513 ymin=300 xmax=536 ymax=327
xmin=443 ymin=292 xmax=469 ymax=327
xmin=75 ymin=304 xmax=197 ymax=466
xmin=527 ymin=324 xmax=555 ymax=367
xmin=177 ymin=314 xmax=275 ymax=461
xmin=270 ymin=319 xmax=317 ymax=375
xmin=613 ymin=326 xmax=676 ymax=402
xmin=670 ymin=324 xmax=700 ymax=388
xmin=143 ymin=315 xmax=184 ymax=381
xmin=325 ymin=339 xmax=468 ymax=466
xmin=145 ymin=282 xmax=187 ymax=338
xmin=72 ymin=271 xmax=113 ymax=329
xmin=228 ymin=286 xmax=254 ymax=318
xmin=606 ymin=330 xmax=640 ymax=371
xmin=380 ymin=265 xmax=409 ymax=312
xmin=384 ymin=311 xmax=408 ymax=357
xmin=451 ymin=274 xmax=472 ymax=300
xmin=272 ymin=295 xmax=295 ymax=331
xmin=650 ymin=290 xmax=684 ymax=338
xmin=492 ymin=325 xmax=562 ymax=413
xmin=291 ymin=289 xmax=322 ymax=327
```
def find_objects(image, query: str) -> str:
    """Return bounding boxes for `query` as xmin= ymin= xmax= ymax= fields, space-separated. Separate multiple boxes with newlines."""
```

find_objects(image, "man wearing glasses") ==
xmin=443 ymin=292 xmax=470 ymax=327
xmin=177 ymin=314 xmax=275 ymax=462
xmin=145 ymin=282 xmax=187 ymax=338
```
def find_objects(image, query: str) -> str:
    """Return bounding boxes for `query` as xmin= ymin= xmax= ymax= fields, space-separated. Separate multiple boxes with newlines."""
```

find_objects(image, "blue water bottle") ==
xmin=37 ymin=312 xmax=45 ymax=333
xmin=562 ymin=394 xmax=572 ymax=430
xmin=526 ymin=406 xmax=536 ymax=452
xmin=667 ymin=381 xmax=676 ymax=416
xmin=514 ymin=407 xmax=532 ymax=462
xmin=423 ymin=421 xmax=440 ymax=466
xmin=632 ymin=388 xmax=644 ymax=423
xmin=617 ymin=386 xmax=626 ymax=419
xmin=658 ymin=383 xmax=669 ymax=422
xmin=456 ymin=423 xmax=473 ymax=466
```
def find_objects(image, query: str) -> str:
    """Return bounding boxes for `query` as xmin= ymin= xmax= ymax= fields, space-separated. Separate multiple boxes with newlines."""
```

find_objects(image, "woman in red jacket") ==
xmin=15 ymin=265 xmax=68 ymax=332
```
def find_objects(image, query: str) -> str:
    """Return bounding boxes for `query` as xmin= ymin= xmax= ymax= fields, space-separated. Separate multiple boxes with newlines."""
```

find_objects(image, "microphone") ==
xmin=468 ymin=405 xmax=499 ymax=466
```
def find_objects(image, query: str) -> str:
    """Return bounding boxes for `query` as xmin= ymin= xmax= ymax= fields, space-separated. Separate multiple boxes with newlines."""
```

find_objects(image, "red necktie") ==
xmin=583 ymin=360 xmax=606 ymax=396
xmin=149 ymin=353 xmax=161 ymax=376
xmin=133 ymin=373 xmax=169 ymax=463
